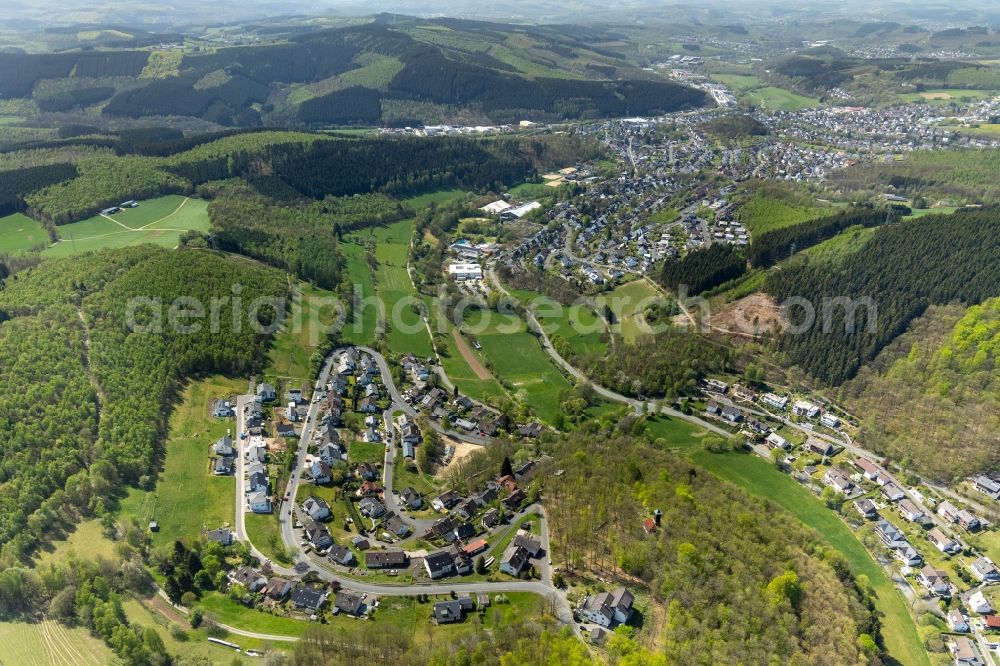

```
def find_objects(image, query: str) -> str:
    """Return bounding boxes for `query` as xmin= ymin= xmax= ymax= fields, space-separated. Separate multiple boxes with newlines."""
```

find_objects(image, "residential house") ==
xmin=328 ymin=544 xmax=355 ymax=566
xmin=928 ymin=528 xmax=962 ymax=555
xmin=356 ymin=480 xmax=382 ymax=497
xmin=823 ymin=467 xmax=854 ymax=494
xmin=720 ymin=405 xmax=743 ymax=423
xmin=765 ymin=433 xmax=789 ymax=450
xmin=256 ymin=383 xmax=276 ymax=402
xmin=290 ymin=586 xmax=326 ymax=613
xmin=318 ymin=442 xmax=342 ymax=466
xmin=899 ymin=499 xmax=925 ymax=523
xmin=513 ymin=534 xmax=542 ymax=558
xmin=276 ymin=422 xmax=296 ymax=438
xmin=365 ymin=551 xmax=407 ymax=569
xmin=385 ymin=513 xmax=411 ymax=538
xmin=213 ymin=435 xmax=235 ymax=457
xmin=432 ymin=490 xmax=462 ymax=512
xmin=805 ymin=438 xmax=834 ymax=457
xmin=938 ymin=501 xmax=962 ymax=524
xmin=463 ymin=539 xmax=488 ymax=556
xmin=948 ymin=609 xmax=970 ymax=632
xmin=499 ymin=544 xmax=529 ymax=576
xmin=482 ymin=508 xmax=501 ymax=529
xmin=402 ymin=440 xmax=415 ymax=459
xmin=334 ymin=591 xmax=364 ymax=616
xmin=917 ymin=566 xmax=951 ymax=597
xmin=302 ymin=496 xmax=331 ymax=522
xmin=401 ymin=487 xmax=422 ymax=509
xmin=247 ymin=491 xmax=271 ymax=513
xmin=952 ymin=636 xmax=982 ymax=666
xmin=503 ymin=489 xmax=525 ymax=512
xmin=265 ymin=578 xmax=291 ymax=601
xmin=974 ymin=475 xmax=1000 ymax=500
xmin=359 ymin=497 xmax=386 ymax=519
xmin=212 ymin=399 xmax=234 ymax=418
xmin=854 ymin=499 xmax=878 ymax=520
xmin=305 ymin=520 xmax=333 ymax=550
xmin=433 ymin=599 xmax=470 ymax=624
xmin=761 ymin=393 xmax=788 ymax=410
xmin=958 ymin=509 xmax=981 ymax=532
xmin=970 ymin=591 xmax=994 ymax=614
xmin=359 ymin=397 xmax=380 ymax=414
xmin=355 ymin=462 xmax=378 ymax=481
xmin=429 ymin=517 xmax=455 ymax=539
xmin=578 ymin=588 xmax=635 ymax=628
xmin=518 ymin=423 xmax=542 ymax=438
xmin=424 ymin=551 xmax=455 ymax=579
xmin=792 ymin=401 xmax=820 ymax=418
xmin=881 ymin=483 xmax=905 ymax=502
xmin=971 ymin=558 xmax=1000 ymax=583
xmin=309 ymin=460 xmax=332 ymax=485
xmin=228 ymin=566 xmax=266 ymax=592
xmin=351 ymin=535 xmax=370 ymax=550
xmin=207 ymin=528 xmax=233 ymax=546
xmin=453 ymin=499 xmax=479 ymax=521
xmin=452 ymin=522 xmax=475 ymax=541
xmin=247 ymin=468 xmax=268 ymax=494
xmin=820 ymin=412 xmax=841 ymax=429
xmin=474 ymin=483 xmax=499 ymax=507
xmin=853 ymin=458 xmax=881 ymax=481
xmin=363 ymin=426 xmax=382 ymax=443
xmin=212 ymin=456 xmax=234 ymax=475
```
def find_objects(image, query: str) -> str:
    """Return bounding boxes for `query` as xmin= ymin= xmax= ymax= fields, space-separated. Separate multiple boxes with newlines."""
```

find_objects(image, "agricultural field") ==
xmin=0 ymin=212 xmax=49 ymax=253
xmin=688 ymin=449 xmax=929 ymax=666
xmin=43 ymin=195 xmax=209 ymax=256
xmin=0 ymin=619 xmax=112 ymax=665
xmin=789 ymin=225 xmax=878 ymax=266
xmin=896 ymin=88 xmax=999 ymax=104
xmin=430 ymin=298 xmax=509 ymax=404
xmin=462 ymin=308 xmax=574 ymax=425
xmin=117 ymin=375 xmax=245 ymax=547
xmin=595 ymin=279 xmax=662 ymax=343
xmin=338 ymin=240 xmax=380 ymax=347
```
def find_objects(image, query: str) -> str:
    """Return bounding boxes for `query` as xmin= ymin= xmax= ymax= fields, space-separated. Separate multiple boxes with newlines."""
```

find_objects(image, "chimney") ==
xmin=654 ymin=509 xmax=663 ymax=527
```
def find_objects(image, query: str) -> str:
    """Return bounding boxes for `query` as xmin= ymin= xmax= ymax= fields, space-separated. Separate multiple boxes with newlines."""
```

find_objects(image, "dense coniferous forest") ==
xmin=0 ymin=163 xmax=77 ymax=216
xmin=765 ymin=210 xmax=1000 ymax=384
xmin=747 ymin=207 xmax=892 ymax=267
xmin=658 ymin=244 xmax=747 ymax=295
xmin=0 ymin=51 xmax=149 ymax=98
xmin=0 ymin=247 xmax=287 ymax=562
xmin=204 ymin=179 xmax=404 ymax=289
xmin=446 ymin=429 xmax=879 ymax=665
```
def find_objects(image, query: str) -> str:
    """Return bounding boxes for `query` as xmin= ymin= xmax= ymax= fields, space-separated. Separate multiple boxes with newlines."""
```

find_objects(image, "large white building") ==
xmin=448 ymin=263 xmax=483 ymax=281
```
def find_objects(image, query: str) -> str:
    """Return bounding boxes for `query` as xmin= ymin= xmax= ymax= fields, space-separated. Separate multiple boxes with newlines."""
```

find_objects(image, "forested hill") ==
xmin=0 ymin=247 xmax=287 ymax=562
xmin=765 ymin=208 xmax=1000 ymax=385
xmin=0 ymin=20 xmax=707 ymax=129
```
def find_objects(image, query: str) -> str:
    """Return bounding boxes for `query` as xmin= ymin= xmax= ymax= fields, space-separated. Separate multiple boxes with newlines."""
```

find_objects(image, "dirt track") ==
xmin=452 ymin=328 xmax=492 ymax=380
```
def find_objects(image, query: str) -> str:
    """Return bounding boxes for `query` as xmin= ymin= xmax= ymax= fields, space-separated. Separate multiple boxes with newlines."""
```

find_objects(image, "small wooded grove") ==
xmin=765 ymin=209 xmax=1000 ymax=384
xmin=0 ymin=246 xmax=288 ymax=563
xmin=449 ymin=428 xmax=882 ymax=665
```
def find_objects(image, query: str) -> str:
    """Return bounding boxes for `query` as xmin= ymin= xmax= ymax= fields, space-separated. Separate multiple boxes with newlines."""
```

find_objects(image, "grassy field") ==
xmin=118 ymin=375 xmax=244 ymax=547
xmin=33 ymin=519 xmax=117 ymax=568
xmin=737 ymin=193 xmax=823 ymax=234
xmin=268 ymin=282 xmax=342 ymax=381
xmin=688 ymin=449 xmax=929 ymax=666
xmin=509 ymin=288 xmax=607 ymax=357
xmin=44 ymin=195 xmax=209 ymax=256
xmin=348 ymin=440 xmax=385 ymax=466
xmin=463 ymin=308 xmax=573 ymax=424
xmin=712 ymin=74 xmax=821 ymax=111
xmin=791 ymin=225 xmax=878 ymax=266
xmin=197 ymin=593 xmax=309 ymax=636
xmin=339 ymin=240 xmax=379 ymax=347
xmin=246 ymin=513 xmax=291 ymax=564
xmin=897 ymin=88 xmax=999 ymax=104
xmin=595 ymin=279 xmax=662 ymax=343
xmin=0 ymin=619 xmax=112 ymax=665
xmin=400 ymin=189 xmax=468 ymax=211
xmin=0 ymin=212 xmax=49 ymax=253
xmin=370 ymin=220 xmax=434 ymax=357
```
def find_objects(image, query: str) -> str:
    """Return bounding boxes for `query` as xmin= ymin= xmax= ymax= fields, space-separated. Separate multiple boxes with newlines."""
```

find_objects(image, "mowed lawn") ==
xmin=118 ymin=375 xmax=244 ymax=547
xmin=689 ymin=449 xmax=929 ymax=666
xmin=596 ymin=279 xmax=662 ymax=343
xmin=463 ymin=308 xmax=573 ymax=424
xmin=0 ymin=619 xmax=112 ymax=665
xmin=44 ymin=195 xmax=209 ymax=256
xmin=0 ymin=212 xmax=49 ymax=253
